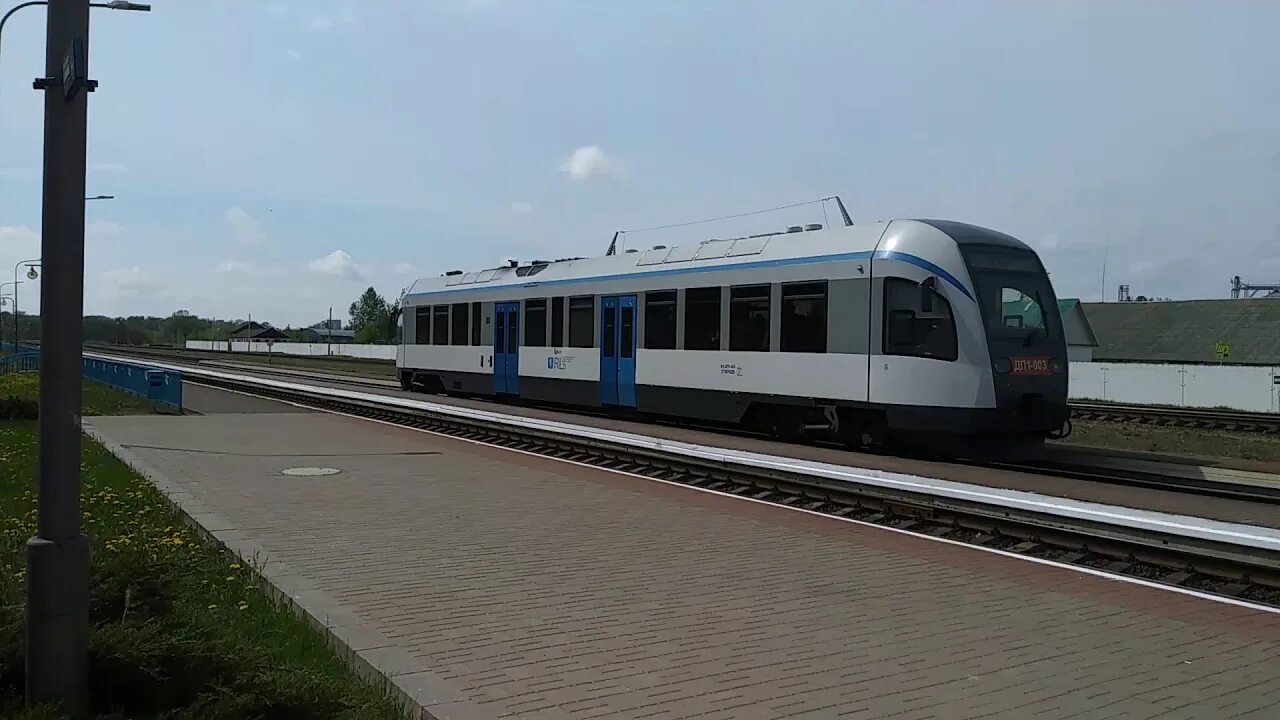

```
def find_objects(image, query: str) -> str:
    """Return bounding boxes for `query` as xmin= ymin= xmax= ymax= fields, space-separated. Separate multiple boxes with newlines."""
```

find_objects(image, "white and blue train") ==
xmin=397 ymin=219 xmax=1069 ymax=446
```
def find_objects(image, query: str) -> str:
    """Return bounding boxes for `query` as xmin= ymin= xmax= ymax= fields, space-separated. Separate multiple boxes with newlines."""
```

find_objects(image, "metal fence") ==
xmin=82 ymin=357 xmax=183 ymax=412
xmin=2 ymin=343 xmax=182 ymax=412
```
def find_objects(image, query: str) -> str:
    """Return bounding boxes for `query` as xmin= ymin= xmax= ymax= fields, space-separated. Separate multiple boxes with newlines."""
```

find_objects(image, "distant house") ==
xmin=297 ymin=319 xmax=355 ymax=344
xmin=1000 ymin=297 xmax=1098 ymax=362
xmin=1082 ymin=298 xmax=1280 ymax=365
xmin=228 ymin=321 xmax=288 ymax=342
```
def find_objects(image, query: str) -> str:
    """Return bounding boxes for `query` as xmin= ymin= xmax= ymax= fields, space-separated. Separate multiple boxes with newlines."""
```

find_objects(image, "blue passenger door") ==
xmin=494 ymin=302 xmax=520 ymax=395
xmin=599 ymin=295 xmax=637 ymax=407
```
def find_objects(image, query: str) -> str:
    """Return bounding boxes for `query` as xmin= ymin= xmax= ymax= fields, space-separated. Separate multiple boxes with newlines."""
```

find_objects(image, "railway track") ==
xmin=90 ymin=351 xmax=1280 ymax=611
xmin=98 ymin=345 xmax=1280 ymax=435
xmin=99 ymin=344 xmax=1280 ymax=506
xmin=1071 ymin=400 xmax=1280 ymax=434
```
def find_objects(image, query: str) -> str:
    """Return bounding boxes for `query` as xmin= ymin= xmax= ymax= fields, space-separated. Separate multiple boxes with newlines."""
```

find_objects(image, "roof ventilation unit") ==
xmin=804 ymin=223 xmax=823 ymax=231
xmin=625 ymin=248 xmax=639 ymax=253
xmin=444 ymin=270 xmax=463 ymax=276
xmin=652 ymin=245 xmax=667 ymax=250
xmin=786 ymin=225 xmax=803 ymax=233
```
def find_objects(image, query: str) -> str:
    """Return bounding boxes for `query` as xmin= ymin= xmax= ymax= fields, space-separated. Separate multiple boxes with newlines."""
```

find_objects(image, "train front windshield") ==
xmin=962 ymin=245 xmax=1069 ymax=432
xmin=964 ymin=247 xmax=1063 ymax=351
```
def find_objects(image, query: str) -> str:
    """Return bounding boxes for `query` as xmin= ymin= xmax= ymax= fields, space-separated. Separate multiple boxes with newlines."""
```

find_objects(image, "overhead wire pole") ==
xmin=26 ymin=0 xmax=92 ymax=714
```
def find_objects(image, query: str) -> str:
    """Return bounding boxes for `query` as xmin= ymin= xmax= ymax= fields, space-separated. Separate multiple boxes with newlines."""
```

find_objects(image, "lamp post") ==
xmin=14 ymin=259 xmax=40 ymax=350
xmin=17 ymin=1 xmax=148 ymax=716
xmin=0 ymin=280 xmax=22 ymax=348
xmin=0 ymin=2 xmax=148 ymax=96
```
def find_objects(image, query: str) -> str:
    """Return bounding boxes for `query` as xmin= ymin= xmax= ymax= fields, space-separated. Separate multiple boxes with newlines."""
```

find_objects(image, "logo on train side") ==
xmin=547 ymin=347 xmax=575 ymax=371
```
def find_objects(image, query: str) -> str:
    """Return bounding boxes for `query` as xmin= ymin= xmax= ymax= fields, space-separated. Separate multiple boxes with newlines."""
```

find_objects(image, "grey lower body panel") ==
xmin=400 ymin=368 xmax=1063 ymax=438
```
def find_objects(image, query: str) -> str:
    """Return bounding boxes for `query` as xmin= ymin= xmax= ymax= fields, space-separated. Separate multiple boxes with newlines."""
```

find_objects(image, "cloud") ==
xmin=225 ymin=206 xmax=266 ymax=245
xmin=307 ymin=250 xmax=366 ymax=281
xmin=393 ymin=262 xmax=419 ymax=275
xmin=214 ymin=260 xmax=257 ymax=274
xmin=0 ymin=225 xmax=39 ymax=245
xmin=509 ymin=201 xmax=532 ymax=215
xmin=308 ymin=7 xmax=359 ymax=31
xmin=102 ymin=266 xmax=163 ymax=295
xmin=87 ymin=220 xmax=124 ymax=238
xmin=560 ymin=145 xmax=622 ymax=183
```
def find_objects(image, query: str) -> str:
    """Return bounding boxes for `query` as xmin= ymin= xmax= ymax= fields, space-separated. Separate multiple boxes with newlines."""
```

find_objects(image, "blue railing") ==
xmin=0 ymin=351 xmax=39 ymax=374
xmin=82 ymin=357 xmax=183 ymax=412
xmin=1 ymin=343 xmax=182 ymax=411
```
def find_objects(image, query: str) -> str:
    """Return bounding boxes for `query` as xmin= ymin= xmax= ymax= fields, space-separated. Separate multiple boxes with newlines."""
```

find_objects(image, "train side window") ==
xmin=471 ymin=302 xmax=481 ymax=345
xmin=451 ymin=303 xmax=469 ymax=346
xmin=780 ymin=281 xmax=827 ymax=353
xmin=883 ymin=277 xmax=957 ymax=361
xmin=415 ymin=307 xmax=431 ymax=345
xmin=644 ymin=291 xmax=677 ymax=350
xmin=432 ymin=305 xmax=450 ymax=345
xmin=551 ymin=297 xmax=565 ymax=347
xmin=620 ymin=305 xmax=635 ymax=358
xmin=684 ymin=287 xmax=721 ymax=350
xmin=525 ymin=298 xmax=548 ymax=346
xmin=729 ymin=285 xmax=770 ymax=352
xmin=568 ymin=296 xmax=595 ymax=348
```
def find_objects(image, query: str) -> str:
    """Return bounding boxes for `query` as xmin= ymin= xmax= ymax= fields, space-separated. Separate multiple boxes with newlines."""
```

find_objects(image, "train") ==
xmin=396 ymin=218 xmax=1070 ymax=449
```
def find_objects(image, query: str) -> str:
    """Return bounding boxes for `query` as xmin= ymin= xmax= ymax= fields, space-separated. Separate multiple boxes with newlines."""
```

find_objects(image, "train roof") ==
xmin=404 ymin=218 xmax=1033 ymax=303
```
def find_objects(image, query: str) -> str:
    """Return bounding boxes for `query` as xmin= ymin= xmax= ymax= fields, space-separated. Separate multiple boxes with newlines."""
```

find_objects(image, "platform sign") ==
xmin=1215 ymin=341 xmax=1230 ymax=360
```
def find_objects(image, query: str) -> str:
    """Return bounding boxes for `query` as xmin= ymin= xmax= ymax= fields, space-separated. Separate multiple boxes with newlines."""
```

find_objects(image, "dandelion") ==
xmin=207 ymin=604 xmax=217 ymax=610
xmin=172 ymin=537 xmax=185 ymax=546
xmin=229 ymin=563 xmax=240 ymax=570
xmin=237 ymin=601 xmax=249 ymax=611
xmin=225 ymin=576 xmax=235 ymax=582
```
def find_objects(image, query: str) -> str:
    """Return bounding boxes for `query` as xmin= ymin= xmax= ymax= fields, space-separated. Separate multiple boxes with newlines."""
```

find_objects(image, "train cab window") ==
xmin=551 ymin=297 xmax=565 ymax=346
xmin=451 ymin=303 xmax=469 ymax=346
xmin=471 ymin=302 xmax=481 ymax=345
xmin=780 ymin=281 xmax=827 ymax=353
xmin=525 ymin=299 xmax=547 ymax=346
xmin=684 ymin=287 xmax=721 ymax=350
xmin=415 ymin=307 xmax=431 ymax=345
xmin=644 ymin=291 xmax=677 ymax=350
xmin=729 ymin=285 xmax=770 ymax=352
xmin=432 ymin=305 xmax=450 ymax=345
xmin=883 ymin=277 xmax=957 ymax=361
xmin=568 ymin=296 xmax=595 ymax=348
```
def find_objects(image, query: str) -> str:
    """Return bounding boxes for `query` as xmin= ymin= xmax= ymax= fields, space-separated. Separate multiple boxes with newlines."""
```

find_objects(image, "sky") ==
xmin=2 ymin=1 xmax=1279 ymax=327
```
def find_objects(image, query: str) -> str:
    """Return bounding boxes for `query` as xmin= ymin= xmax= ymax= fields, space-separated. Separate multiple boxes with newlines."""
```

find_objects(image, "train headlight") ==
xmin=1050 ymin=358 xmax=1065 ymax=374
xmin=993 ymin=357 xmax=1011 ymax=374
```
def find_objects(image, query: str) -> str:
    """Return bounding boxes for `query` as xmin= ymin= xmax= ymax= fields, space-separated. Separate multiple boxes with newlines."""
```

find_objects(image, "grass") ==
xmin=0 ymin=373 xmax=405 ymax=719
xmin=1058 ymin=419 xmax=1280 ymax=464
xmin=103 ymin=345 xmax=396 ymax=379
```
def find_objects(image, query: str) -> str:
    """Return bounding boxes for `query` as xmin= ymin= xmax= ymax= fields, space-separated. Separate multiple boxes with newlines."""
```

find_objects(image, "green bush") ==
xmin=0 ymin=396 xmax=37 ymax=420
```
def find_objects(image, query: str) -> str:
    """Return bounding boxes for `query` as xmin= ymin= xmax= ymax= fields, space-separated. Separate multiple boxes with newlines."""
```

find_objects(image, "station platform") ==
xmin=86 ymin=387 xmax=1280 ymax=720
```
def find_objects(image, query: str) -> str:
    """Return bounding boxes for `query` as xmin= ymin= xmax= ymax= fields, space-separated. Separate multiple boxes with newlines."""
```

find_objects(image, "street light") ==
xmin=0 ymin=281 xmax=19 ymax=348
xmin=85 ymin=194 xmax=113 ymax=200
xmin=16 ymin=1 xmax=149 ymax=715
xmin=13 ymin=259 xmax=39 ymax=349
xmin=0 ymin=1 xmax=149 ymax=88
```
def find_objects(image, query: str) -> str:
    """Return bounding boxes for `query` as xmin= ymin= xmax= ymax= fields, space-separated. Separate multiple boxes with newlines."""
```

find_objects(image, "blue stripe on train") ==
xmin=406 ymin=249 xmax=973 ymax=302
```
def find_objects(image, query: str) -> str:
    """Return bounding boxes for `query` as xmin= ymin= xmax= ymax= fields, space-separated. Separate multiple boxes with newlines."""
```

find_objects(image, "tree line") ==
xmin=0 ymin=286 xmax=406 ymax=347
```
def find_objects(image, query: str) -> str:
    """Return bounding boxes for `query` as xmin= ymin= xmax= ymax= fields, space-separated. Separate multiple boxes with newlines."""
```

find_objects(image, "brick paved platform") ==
xmin=85 ymin=391 xmax=1280 ymax=720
